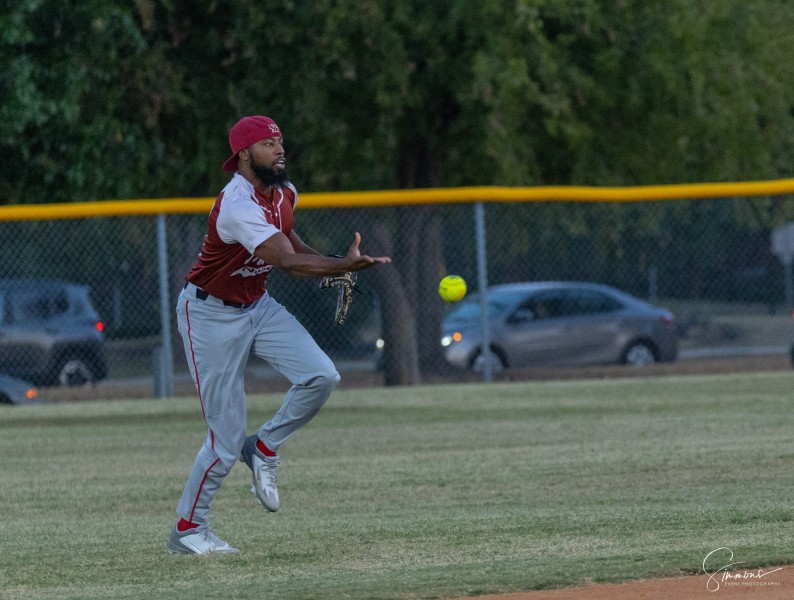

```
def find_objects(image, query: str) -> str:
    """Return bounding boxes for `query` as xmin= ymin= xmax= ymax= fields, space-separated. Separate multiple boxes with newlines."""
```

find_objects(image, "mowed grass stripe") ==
xmin=1 ymin=371 xmax=792 ymax=600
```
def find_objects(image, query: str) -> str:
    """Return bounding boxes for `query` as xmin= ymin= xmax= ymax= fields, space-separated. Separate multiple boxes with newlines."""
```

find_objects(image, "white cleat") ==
xmin=167 ymin=526 xmax=239 ymax=555
xmin=252 ymin=453 xmax=280 ymax=512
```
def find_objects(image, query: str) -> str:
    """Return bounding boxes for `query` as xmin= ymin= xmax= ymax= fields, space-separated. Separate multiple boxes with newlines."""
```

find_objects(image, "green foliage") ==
xmin=3 ymin=1 xmax=794 ymax=196
xmin=0 ymin=0 xmax=229 ymax=202
xmin=4 ymin=1 xmax=794 ymax=379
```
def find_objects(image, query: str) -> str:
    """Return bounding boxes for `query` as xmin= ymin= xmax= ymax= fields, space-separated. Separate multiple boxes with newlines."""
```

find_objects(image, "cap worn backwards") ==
xmin=221 ymin=116 xmax=282 ymax=172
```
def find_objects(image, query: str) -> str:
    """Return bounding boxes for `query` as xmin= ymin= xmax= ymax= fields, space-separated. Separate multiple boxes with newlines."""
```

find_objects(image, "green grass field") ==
xmin=1 ymin=372 xmax=792 ymax=600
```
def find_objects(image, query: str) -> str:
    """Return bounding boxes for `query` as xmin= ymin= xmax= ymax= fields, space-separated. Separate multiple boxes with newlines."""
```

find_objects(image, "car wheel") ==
xmin=622 ymin=341 xmax=656 ymax=366
xmin=57 ymin=358 xmax=95 ymax=386
xmin=470 ymin=348 xmax=506 ymax=373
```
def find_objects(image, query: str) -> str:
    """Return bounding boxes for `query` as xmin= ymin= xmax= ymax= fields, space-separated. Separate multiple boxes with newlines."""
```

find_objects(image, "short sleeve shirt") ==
xmin=185 ymin=173 xmax=297 ymax=304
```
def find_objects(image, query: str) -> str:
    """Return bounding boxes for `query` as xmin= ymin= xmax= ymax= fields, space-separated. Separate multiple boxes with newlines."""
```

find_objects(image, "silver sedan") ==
xmin=442 ymin=281 xmax=678 ymax=372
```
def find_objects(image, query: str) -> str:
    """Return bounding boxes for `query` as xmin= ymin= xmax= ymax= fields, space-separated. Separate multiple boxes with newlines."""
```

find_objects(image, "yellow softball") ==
xmin=438 ymin=275 xmax=467 ymax=302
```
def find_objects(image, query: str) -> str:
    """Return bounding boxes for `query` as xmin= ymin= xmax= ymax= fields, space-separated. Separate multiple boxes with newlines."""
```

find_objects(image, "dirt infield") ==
xmin=458 ymin=565 xmax=793 ymax=600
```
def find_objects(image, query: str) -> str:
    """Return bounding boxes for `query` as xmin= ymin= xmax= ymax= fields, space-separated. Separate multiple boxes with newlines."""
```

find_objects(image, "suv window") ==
xmin=54 ymin=291 xmax=70 ymax=315
xmin=10 ymin=292 xmax=52 ymax=323
xmin=8 ymin=290 xmax=73 ymax=323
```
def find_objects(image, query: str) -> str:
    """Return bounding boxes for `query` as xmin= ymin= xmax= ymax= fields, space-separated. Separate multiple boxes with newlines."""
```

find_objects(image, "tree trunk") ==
xmin=363 ymin=219 xmax=421 ymax=385
xmin=416 ymin=211 xmax=452 ymax=375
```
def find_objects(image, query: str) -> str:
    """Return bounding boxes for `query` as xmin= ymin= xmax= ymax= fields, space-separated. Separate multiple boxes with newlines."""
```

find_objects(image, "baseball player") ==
xmin=167 ymin=115 xmax=391 ymax=555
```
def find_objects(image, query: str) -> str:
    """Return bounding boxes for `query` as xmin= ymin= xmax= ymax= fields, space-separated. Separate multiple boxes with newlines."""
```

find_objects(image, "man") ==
xmin=167 ymin=115 xmax=391 ymax=555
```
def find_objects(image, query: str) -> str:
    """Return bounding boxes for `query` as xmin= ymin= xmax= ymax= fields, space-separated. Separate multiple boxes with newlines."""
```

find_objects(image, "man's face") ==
xmin=248 ymin=137 xmax=287 ymax=185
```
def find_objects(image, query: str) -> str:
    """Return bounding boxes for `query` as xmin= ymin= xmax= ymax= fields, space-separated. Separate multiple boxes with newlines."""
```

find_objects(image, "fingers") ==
xmin=350 ymin=255 xmax=391 ymax=269
xmin=347 ymin=232 xmax=391 ymax=267
xmin=348 ymin=232 xmax=362 ymax=252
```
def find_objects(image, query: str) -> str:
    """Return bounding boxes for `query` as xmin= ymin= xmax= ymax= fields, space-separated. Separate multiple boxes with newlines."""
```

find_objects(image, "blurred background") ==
xmin=3 ymin=1 xmax=794 ymax=399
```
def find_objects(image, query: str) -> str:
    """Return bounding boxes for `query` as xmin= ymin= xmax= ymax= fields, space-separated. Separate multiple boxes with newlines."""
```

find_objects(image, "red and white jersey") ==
xmin=186 ymin=173 xmax=297 ymax=304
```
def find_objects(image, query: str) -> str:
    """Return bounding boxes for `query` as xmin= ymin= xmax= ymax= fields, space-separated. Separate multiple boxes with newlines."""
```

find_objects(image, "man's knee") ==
xmin=204 ymin=423 xmax=246 ymax=471
xmin=314 ymin=367 xmax=340 ymax=391
xmin=296 ymin=366 xmax=339 ymax=402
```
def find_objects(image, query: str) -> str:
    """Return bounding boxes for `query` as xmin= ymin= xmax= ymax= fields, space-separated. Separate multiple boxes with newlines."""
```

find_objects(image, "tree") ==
xmin=3 ymin=0 xmax=794 ymax=383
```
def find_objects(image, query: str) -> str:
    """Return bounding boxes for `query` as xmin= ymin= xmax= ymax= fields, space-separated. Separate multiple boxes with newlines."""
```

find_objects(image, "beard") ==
xmin=251 ymin=157 xmax=289 ymax=187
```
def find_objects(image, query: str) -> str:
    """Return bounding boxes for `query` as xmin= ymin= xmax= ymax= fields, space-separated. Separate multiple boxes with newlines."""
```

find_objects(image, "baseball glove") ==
xmin=319 ymin=271 xmax=358 ymax=326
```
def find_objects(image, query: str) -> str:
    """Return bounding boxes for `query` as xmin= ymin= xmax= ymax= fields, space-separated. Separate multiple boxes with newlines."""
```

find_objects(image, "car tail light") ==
xmin=95 ymin=321 xmax=105 ymax=332
xmin=26 ymin=387 xmax=38 ymax=400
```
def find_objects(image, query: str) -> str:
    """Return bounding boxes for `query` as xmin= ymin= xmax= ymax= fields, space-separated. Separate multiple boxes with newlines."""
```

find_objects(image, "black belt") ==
xmin=184 ymin=282 xmax=250 ymax=309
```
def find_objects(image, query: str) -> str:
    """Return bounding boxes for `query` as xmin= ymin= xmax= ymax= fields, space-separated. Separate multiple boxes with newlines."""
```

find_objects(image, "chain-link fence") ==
xmin=1 ymin=192 xmax=793 ymax=399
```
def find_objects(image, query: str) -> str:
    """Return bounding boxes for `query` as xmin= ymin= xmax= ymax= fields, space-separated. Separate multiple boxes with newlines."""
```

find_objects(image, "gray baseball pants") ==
xmin=174 ymin=283 xmax=339 ymax=525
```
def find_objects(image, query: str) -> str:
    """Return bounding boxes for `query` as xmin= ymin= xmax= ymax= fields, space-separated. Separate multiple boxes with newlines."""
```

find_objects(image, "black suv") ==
xmin=0 ymin=279 xmax=107 ymax=386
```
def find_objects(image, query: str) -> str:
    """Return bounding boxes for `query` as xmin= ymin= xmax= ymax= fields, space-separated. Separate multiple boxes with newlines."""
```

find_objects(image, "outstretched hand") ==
xmin=345 ymin=232 xmax=391 ymax=271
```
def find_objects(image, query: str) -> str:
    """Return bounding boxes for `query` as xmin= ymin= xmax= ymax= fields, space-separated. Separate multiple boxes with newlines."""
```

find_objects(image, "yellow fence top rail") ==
xmin=2 ymin=178 xmax=794 ymax=221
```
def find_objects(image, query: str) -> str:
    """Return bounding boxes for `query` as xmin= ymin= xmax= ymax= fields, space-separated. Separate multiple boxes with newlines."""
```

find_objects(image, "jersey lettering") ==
xmin=185 ymin=175 xmax=296 ymax=304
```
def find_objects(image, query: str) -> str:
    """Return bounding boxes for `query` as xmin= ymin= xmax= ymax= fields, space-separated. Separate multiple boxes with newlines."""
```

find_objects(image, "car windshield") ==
xmin=445 ymin=289 xmax=530 ymax=320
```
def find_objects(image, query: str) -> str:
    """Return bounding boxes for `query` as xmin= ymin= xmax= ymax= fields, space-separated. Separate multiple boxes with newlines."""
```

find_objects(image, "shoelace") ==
xmin=257 ymin=458 xmax=279 ymax=485
xmin=203 ymin=529 xmax=228 ymax=548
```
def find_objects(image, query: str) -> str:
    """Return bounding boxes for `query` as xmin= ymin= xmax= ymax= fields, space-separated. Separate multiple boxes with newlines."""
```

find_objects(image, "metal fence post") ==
xmin=474 ymin=202 xmax=492 ymax=382
xmin=156 ymin=214 xmax=174 ymax=397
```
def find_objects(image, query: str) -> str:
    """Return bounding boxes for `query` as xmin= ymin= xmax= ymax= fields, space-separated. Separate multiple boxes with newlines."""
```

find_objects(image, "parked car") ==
xmin=441 ymin=281 xmax=678 ymax=372
xmin=0 ymin=279 xmax=107 ymax=386
xmin=0 ymin=373 xmax=43 ymax=405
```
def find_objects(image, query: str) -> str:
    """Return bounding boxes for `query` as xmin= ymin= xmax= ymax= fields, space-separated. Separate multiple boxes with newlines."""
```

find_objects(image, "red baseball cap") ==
xmin=221 ymin=116 xmax=282 ymax=172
